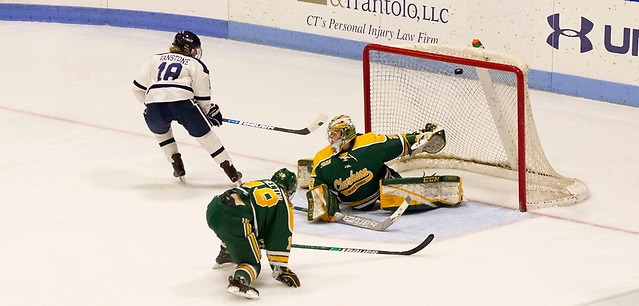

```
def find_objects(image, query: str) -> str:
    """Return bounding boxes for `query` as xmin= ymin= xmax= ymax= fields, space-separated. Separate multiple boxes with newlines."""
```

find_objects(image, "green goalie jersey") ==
xmin=310 ymin=132 xmax=418 ymax=209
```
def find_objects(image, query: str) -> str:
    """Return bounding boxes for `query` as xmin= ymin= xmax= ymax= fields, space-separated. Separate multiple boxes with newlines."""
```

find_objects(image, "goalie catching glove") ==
xmin=411 ymin=123 xmax=446 ymax=155
xmin=207 ymin=103 xmax=223 ymax=127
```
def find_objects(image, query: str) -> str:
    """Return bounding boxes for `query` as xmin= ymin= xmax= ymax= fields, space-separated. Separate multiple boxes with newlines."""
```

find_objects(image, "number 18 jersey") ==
xmin=132 ymin=52 xmax=211 ymax=106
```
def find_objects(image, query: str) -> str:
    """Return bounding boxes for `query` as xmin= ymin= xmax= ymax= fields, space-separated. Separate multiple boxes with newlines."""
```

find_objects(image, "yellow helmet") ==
xmin=327 ymin=115 xmax=356 ymax=153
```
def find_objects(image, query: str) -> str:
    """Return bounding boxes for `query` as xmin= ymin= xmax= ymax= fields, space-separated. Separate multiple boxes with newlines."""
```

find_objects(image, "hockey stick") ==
xmin=222 ymin=114 xmax=328 ymax=135
xmin=292 ymin=233 xmax=434 ymax=255
xmin=292 ymin=196 xmax=411 ymax=231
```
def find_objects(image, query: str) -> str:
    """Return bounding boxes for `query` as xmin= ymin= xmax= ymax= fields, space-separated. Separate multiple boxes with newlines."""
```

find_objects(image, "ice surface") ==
xmin=1 ymin=22 xmax=638 ymax=305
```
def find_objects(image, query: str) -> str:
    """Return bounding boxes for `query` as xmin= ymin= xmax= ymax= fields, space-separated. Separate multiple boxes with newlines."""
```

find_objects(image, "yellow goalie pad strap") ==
xmin=380 ymin=175 xmax=463 ymax=211
xmin=297 ymin=158 xmax=313 ymax=189
xmin=305 ymin=184 xmax=339 ymax=222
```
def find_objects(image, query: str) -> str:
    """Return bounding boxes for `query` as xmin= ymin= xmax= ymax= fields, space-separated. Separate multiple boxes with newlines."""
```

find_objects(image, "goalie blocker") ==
xmin=305 ymin=175 xmax=463 ymax=222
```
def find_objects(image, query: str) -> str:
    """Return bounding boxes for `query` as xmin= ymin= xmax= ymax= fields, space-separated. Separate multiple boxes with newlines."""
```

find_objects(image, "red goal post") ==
xmin=362 ymin=43 xmax=589 ymax=211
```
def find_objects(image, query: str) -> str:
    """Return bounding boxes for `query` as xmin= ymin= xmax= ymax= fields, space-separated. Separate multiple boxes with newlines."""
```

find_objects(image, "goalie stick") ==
xmin=222 ymin=114 xmax=328 ymax=135
xmin=292 ymin=233 xmax=434 ymax=255
xmin=292 ymin=196 xmax=411 ymax=231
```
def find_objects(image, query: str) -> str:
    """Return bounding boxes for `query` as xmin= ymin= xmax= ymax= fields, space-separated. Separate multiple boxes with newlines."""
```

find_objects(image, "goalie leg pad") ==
xmin=305 ymin=184 xmax=340 ymax=222
xmin=296 ymin=158 xmax=313 ymax=189
xmin=380 ymin=175 xmax=463 ymax=211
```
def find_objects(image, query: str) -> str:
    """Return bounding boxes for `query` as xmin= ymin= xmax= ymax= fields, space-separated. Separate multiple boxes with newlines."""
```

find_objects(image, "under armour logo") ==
xmin=546 ymin=13 xmax=594 ymax=53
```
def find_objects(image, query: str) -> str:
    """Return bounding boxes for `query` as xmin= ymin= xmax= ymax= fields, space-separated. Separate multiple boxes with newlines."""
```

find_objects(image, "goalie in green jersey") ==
xmin=306 ymin=115 xmax=461 ymax=222
xmin=206 ymin=168 xmax=300 ymax=299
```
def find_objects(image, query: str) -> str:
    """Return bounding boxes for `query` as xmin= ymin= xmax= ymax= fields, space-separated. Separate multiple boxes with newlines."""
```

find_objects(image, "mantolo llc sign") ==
xmin=298 ymin=0 xmax=450 ymax=43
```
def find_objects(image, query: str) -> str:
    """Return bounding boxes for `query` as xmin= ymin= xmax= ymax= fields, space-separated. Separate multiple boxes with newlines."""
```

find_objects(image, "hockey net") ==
xmin=363 ymin=43 xmax=589 ymax=211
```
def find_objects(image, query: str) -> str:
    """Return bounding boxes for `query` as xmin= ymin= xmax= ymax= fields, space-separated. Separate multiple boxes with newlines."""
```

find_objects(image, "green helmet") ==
xmin=271 ymin=168 xmax=298 ymax=199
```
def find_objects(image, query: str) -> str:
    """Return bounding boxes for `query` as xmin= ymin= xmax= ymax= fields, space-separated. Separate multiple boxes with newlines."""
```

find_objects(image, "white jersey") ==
xmin=132 ymin=52 xmax=212 ymax=111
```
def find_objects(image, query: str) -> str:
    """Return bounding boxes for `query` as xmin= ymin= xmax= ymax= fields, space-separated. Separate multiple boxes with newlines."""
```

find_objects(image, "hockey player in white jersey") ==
xmin=132 ymin=31 xmax=242 ymax=184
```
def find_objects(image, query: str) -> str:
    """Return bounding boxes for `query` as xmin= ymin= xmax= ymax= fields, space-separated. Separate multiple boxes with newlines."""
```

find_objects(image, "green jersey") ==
xmin=206 ymin=179 xmax=294 ymax=284
xmin=237 ymin=180 xmax=294 ymax=236
xmin=311 ymin=132 xmax=417 ymax=210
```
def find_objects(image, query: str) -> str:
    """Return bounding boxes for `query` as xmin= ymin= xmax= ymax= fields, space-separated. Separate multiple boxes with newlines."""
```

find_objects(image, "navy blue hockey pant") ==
xmin=143 ymin=100 xmax=211 ymax=137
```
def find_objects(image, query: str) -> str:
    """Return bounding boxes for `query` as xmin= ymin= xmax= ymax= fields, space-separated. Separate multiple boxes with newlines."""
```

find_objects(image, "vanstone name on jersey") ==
xmin=159 ymin=54 xmax=191 ymax=65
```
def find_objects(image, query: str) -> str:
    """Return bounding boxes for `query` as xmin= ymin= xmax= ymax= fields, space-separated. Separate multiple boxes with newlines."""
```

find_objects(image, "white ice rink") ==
xmin=1 ymin=22 xmax=639 ymax=305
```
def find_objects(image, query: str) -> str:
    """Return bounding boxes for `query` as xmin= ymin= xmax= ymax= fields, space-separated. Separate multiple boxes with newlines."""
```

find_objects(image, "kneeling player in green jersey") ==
xmin=308 ymin=115 xmax=458 ymax=221
xmin=206 ymin=168 xmax=300 ymax=299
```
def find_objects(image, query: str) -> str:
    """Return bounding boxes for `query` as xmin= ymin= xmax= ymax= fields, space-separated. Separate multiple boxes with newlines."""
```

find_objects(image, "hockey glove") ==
xmin=273 ymin=268 xmax=300 ymax=288
xmin=207 ymin=104 xmax=223 ymax=127
xmin=414 ymin=123 xmax=438 ymax=142
xmin=220 ymin=189 xmax=236 ymax=207
xmin=411 ymin=123 xmax=446 ymax=155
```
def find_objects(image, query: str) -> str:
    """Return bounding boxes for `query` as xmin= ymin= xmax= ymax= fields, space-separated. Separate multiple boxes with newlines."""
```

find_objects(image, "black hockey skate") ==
xmin=227 ymin=275 xmax=259 ymax=299
xmin=213 ymin=246 xmax=233 ymax=269
xmin=171 ymin=153 xmax=186 ymax=182
xmin=220 ymin=160 xmax=242 ymax=185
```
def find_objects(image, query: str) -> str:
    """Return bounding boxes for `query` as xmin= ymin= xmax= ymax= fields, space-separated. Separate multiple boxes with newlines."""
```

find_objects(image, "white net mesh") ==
xmin=364 ymin=43 xmax=589 ymax=210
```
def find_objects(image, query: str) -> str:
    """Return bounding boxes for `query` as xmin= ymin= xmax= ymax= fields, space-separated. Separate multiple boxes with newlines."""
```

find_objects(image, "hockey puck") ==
xmin=454 ymin=68 xmax=463 ymax=75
